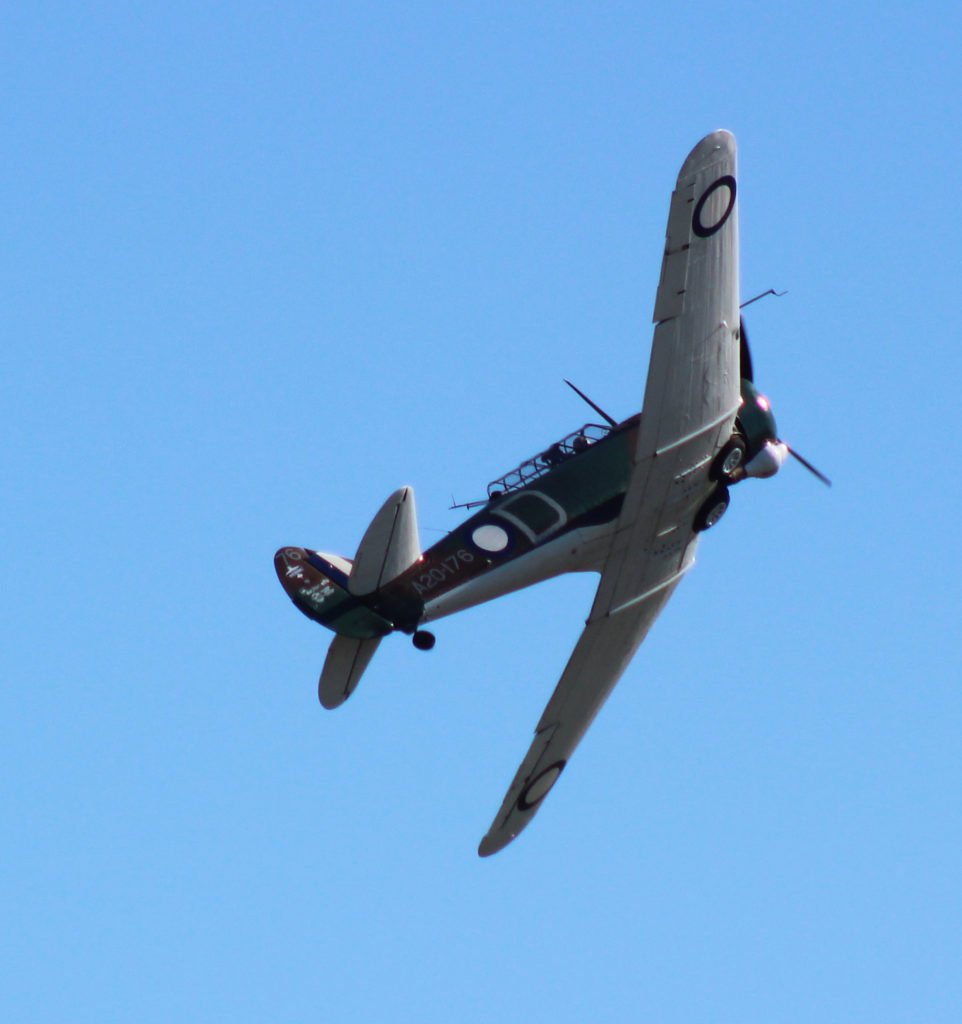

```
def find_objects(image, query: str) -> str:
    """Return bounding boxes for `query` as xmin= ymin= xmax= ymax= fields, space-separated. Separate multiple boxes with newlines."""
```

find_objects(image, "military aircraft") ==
xmin=274 ymin=130 xmax=827 ymax=856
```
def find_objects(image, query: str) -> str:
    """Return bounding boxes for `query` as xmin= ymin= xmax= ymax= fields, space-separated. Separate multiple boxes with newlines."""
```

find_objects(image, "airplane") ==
xmin=274 ymin=130 xmax=828 ymax=857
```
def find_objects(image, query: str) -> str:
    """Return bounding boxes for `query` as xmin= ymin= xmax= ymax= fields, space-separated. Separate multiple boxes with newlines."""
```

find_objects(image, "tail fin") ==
xmin=348 ymin=486 xmax=421 ymax=595
xmin=277 ymin=487 xmax=421 ymax=708
xmin=322 ymin=486 xmax=420 ymax=707
xmin=319 ymin=634 xmax=382 ymax=709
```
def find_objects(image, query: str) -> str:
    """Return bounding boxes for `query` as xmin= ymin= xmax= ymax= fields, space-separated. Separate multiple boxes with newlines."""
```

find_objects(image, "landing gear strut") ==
xmin=412 ymin=630 xmax=436 ymax=651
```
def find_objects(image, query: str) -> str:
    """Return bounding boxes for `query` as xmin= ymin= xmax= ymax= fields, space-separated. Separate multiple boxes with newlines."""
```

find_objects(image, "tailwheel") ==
xmin=711 ymin=436 xmax=747 ymax=482
xmin=693 ymin=486 xmax=730 ymax=532
xmin=412 ymin=630 xmax=436 ymax=651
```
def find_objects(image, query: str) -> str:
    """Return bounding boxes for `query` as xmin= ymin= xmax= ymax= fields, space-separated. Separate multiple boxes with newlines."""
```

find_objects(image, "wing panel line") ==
xmin=604 ymin=565 xmax=690 ymax=618
xmin=653 ymin=400 xmax=741 ymax=457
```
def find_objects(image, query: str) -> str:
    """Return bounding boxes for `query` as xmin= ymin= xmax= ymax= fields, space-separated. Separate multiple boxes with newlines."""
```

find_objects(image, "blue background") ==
xmin=3 ymin=4 xmax=960 ymax=1021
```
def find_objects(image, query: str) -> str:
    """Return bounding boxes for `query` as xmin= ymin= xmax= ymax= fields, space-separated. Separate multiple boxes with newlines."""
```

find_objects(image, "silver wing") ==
xmin=478 ymin=130 xmax=742 ymax=856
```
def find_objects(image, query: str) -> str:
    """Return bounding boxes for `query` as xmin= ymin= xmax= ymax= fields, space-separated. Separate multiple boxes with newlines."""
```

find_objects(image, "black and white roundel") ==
xmin=692 ymin=174 xmax=736 ymax=238
xmin=471 ymin=523 xmax=511 ymax=553
xmin=517 ymin=761 xmax=566 ymax=811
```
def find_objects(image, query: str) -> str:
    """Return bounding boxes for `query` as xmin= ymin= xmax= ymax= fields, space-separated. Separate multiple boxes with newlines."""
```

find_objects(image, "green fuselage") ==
xmin=277 ymin=377 xmax=773 ymax=640
xmin=277 ymin=417 xmax=638 ymax=639
xmin=372 ymin=416 xmax=639 ymax=633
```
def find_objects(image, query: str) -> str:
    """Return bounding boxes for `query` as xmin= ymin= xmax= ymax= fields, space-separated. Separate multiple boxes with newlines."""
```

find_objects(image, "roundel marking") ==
xmin=471 ymin=522 xmax=511 ymax=554
xmin=517 ymin=760 xmax=566 ymax=811
xmin=692 ymin=174 xmax=736 ymax=238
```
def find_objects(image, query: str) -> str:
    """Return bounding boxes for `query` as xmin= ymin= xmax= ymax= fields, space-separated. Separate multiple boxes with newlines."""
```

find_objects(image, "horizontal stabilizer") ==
xmin=348 ymin=486 xmax=421 ymax=595
xmin=319 ymin=634 xmax=382 ymax=709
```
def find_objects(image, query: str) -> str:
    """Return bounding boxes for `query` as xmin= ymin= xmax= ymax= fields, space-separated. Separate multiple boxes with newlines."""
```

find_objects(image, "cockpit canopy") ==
xmin=487 ymin=424 xmax=611 ymax=499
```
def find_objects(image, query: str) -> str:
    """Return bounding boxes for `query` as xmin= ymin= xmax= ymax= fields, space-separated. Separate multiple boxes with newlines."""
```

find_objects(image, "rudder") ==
xmin=348 ymin=486 xmax=421 ymax=595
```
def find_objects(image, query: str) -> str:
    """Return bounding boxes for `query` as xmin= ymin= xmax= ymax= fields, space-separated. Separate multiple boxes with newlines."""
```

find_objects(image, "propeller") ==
xmin=738 ymin=288 xmax=786 ymax=382
xmin=739 ymin=309 xmax=831 ymax=487
xmin=784 ymin=445 xmax=832 ymax=487
xmin=739 ymin=315 xmax=754 ymax=382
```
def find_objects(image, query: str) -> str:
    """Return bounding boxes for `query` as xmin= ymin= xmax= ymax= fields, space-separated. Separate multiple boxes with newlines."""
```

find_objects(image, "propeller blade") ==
xmin=785 ymin=445 xmax=832 ymax=487
xmin=739 ymin=316 xmax=754 ymax=382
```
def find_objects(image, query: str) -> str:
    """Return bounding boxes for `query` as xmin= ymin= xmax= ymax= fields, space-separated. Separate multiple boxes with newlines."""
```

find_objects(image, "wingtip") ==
xmin=679 ymin=129 xmax=737 ymax=179
xmin=318 ymin=684 xmax=348 ymax=710
xmin=477 ymin=832 xmax=512 ymax=858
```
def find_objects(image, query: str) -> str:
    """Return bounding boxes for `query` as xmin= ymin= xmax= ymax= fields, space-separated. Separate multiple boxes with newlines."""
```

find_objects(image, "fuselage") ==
xmin=274 ymin=416 xmax=640 ymax=638
xmin=274 ymin=378 xmax=783 ymax=640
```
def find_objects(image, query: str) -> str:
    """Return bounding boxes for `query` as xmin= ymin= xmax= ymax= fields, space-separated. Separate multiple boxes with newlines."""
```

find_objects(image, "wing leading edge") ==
xmin=478 ymin=131 xmax=741 ymax=856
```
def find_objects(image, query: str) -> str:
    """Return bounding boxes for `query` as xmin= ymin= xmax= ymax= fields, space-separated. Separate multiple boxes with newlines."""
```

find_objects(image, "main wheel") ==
xmin=412 ymin=630 xmax=436 ymax=651
xmin=710 ymin=436 xmax=747 ymax=482
xmin=693 ymin=486 xmax=730 ymax=532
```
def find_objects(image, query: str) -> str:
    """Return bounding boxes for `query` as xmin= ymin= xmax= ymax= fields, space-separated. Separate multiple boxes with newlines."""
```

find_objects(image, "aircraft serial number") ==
xmin=411 ymin=549 xmax=475 ymax=596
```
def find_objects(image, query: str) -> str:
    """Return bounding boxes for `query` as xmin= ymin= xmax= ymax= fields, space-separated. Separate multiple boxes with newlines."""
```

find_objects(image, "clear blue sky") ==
xmin=3 ymin=3 xmax=961 ymax=1022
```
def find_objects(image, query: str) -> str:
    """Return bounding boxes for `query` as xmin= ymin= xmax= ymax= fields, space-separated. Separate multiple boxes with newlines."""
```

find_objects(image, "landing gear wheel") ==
xmin=711 ymin=436 xmax=747 ymax=482
xmin=412 ymin=630 xmax=436 ymax=651
xmin=693 ymin=486 xmax=730 ymax=532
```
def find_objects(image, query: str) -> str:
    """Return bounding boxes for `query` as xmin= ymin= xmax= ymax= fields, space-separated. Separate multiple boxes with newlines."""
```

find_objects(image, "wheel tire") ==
xmin=693 ymin=486 xmax=730 ymax=532
xmin=412 ymin=630 xmax=436 ymax=651
xmin=711 ymin=436 xmax=747 ymax=482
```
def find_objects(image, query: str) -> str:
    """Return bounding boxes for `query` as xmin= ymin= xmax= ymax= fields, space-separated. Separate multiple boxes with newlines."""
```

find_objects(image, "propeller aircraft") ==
xmin=274 ymin=130 xmax=827 ymax=856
